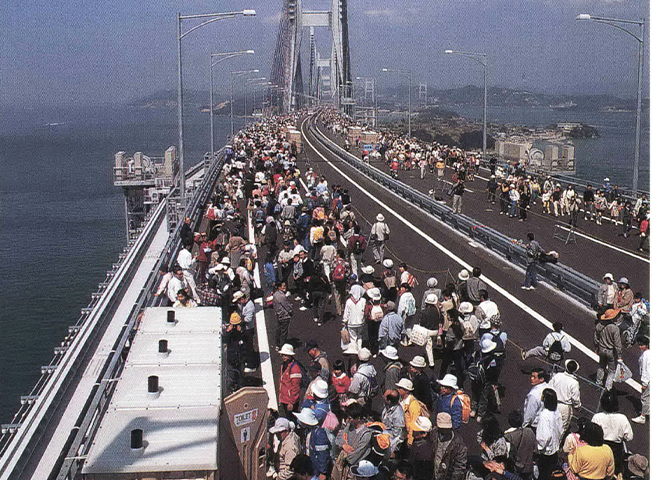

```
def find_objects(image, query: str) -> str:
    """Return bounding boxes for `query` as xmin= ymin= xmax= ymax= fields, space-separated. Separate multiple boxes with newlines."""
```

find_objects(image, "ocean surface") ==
xmin=450 ymin=105 xmax=650 ymax=192
xmin=0 ymin=103 xmax=648 ymax=425
xmin=0 ymin=106 xmax=239 ymax=424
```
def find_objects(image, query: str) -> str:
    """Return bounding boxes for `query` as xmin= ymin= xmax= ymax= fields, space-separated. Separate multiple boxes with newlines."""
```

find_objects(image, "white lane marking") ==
xmin=554 ymin=224 xmax=648 ymax=263
xmin=248 ymin=214 xmax=279 ymax=410
xmin=303 ymin=118 xmax=642 ymax=393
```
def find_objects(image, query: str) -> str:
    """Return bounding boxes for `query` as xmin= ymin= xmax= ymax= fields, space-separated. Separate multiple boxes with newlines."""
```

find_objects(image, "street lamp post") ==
xmin=244 ymin=77 xmax=267 ymax=124
xmin=177 ymin=9 xmax=255 ymax=206
xmin=445 ymin=50 xmax=488 ymax=161
xmin=576 ymin=14 xmax=645 ymax=196
xmin=381 ymin=68 xmax=412 ymax=137
xmin=209 ymin=50 xmax=254 ymax=167
xmin=230 ymin=69 xmax=259 ymax=137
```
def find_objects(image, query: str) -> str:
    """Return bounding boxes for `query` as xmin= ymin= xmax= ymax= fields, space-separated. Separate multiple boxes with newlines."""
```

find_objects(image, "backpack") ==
xmin=490 ymin=332 xmax=506 ymax=357
xmin=406 ymin=273 xmax=418 ymax=288
xmin=292 ymin=361 xmax=311 ymax=389
xmin=358 ymin=370 xmax=380 ymax=398
xmin=450 ymin=390 xmax=472 ymax=424
xmin=254 ymin=208 xmax=265 ymax=224
xmin=273 ymin=203 xmax=283 ymax=215
xmin=332 ymin=260 xmax=347 ymax=281
xmin=366 ymin=422 xmax=391 ymax=463
xmin=353 ymin=236 xmax=365 ymax=254
xmin=416 ymin=399 xmax=431 ymax=418
xmin=312 ymin=226 xmax=324 ymax=243
xmin=327 ymin=228 xmax=338 ymax=243
xmin=547 ymin=333 xmax=566 ymax=362
xmin=370 ymin=305 xmax=384 ymax=321
xmin=467 ymin=357 xmax=486 ymax=384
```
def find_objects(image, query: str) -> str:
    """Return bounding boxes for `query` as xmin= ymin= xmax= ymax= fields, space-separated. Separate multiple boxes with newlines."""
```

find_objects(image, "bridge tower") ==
xmin=418 ymin=83 xmax=428 ymax=106
xmin=270 ymin=0 xmax=352 ymax=114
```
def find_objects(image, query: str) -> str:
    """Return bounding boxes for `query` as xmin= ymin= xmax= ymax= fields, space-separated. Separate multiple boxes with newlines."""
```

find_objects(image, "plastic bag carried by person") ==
xmin=614 ymin=360 xmax=633 ymax=383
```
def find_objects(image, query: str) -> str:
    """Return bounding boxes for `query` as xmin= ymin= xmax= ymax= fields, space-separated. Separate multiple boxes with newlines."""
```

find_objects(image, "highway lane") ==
xmin=319 ymin=127 xmax=650 ymax=293
xmin=258 ymin=117 xmax=648 ymax=459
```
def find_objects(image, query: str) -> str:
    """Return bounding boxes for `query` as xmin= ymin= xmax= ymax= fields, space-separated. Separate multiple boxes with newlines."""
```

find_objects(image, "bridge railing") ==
xmin=308 ymin=117 xmax=601 ymax=308
xmin=52 ymin=150 xmax=227 ymax=480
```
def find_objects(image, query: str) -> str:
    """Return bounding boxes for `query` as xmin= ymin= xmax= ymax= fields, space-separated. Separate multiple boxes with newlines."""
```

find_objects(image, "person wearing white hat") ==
xmin=268 ymin=417 xmax=300 ymax=480
xmin=549 ymin=359 xmax=581 ymax=431
xmin=343 ymin=284 xmax=367 ymax=353
xmin=366 ymin=287 xmax=384 ymax=355
xmin=293 ymin=408 xmax=332 ymax=478
xmin=348 ymin=348 xmax=378 ymax=407
xmin=597 ymin=273 xmax=617 ymax=317
xmin=614 ymin=277 xmax=634 ymax=316
xmin=418 ymin=292 xmax=442 ymax=367
xmin=370 ymin=213 xmax=391 ymax=264
xmin=397 ymin=283 xmax=417 ymax=345
xmin=395 ymin=378 xmax=422 ymax=445
xmin=381 ymin=259 xmax=398 ymax=303
xmin=380 ymin=346 xmax=403 ymax=393
xmin=434 ymin=374 xmax=463 ymax=430
xmin=409 ymin=415 xmax=435 ymax=478
xmin=278 ymin=344 xmax=303 ymax=418
xmin=408 ymin=356 xmax=432 ymax=406
xmin=421 ymin=277 xmax=441 ymax=311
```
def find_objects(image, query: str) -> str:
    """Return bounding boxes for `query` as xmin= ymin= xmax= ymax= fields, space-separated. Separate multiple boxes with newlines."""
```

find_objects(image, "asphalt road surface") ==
xmin=257 ymin=114 xmax=649 ymax=458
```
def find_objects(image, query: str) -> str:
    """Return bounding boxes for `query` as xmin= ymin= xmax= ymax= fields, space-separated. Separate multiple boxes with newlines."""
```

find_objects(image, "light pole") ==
xmin=177 ymin=9 xmax=255 ymax=206
xmin=244 ymin=77 xmax=267 ymax=123
xmin=381 ymin=68 xmax=412 ymax=137
xmin=210 ymin=50 xmax=254 ymax=165
xmin=445 ymin=49 xmax=488 ymax=161
xmin=230 ymin=69 xmax=259 ymax=137
xmin=576 ymin=14 xmax=645 ymax=196
xmin=247 ymin=80 xmax=272 ymax=117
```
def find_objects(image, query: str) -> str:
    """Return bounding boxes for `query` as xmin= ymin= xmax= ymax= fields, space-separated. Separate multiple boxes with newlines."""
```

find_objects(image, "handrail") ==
xmin=308 ymin=116 xmax=602 ymax=307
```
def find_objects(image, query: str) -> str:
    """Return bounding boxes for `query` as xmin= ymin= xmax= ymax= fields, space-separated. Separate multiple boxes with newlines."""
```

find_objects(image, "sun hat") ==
xmin=436 ymin=412 xmax=453 ymax=429
xmin=269 ymin=417 xmax=295 ymax=434
xmin=410 ymin=356 xmax=427 ymax=368
xmin=278 ymin=344 xmax=296 ymax=356
xmin=312 ymin=379 xmax=329 ymax=399
xmin=618 ymin=277 xmax=629 ymax=285
xmin=564 ymin=359 xmax=580 ymax=373
xmin=459 ymin=302 xmax=474 ymax=314
xmin=367 ymin=287 xmax=382 ymax=301
xmin=395 ymin=378 xmax=414 ymax=391
xmin=221 ymin=257 xmax=231 ymax=265
xmin=603 ymin=273 xmax=614 ymax=281
xmin=350 ymin=460 xmax=379 ymax=478
xmin=439 ymin=374 xmax=458 ymax=390
xmin=380 ymin=346 xmax=399 ymax=360
xmin=382 ymin=258 xmax=394 ymax=268
xmin=229 ymin=312 xmax=242 ymax=325
xmin=425 ymin=293 xmax=438 ymax=305
xmin=426 ymin=277 xmax=438 ymax=288
xmin=413 ymin=416 xmax=433 ymax=432
xmin=294 ymin=407 xmax=319 ymax=426
xmin=626 ymin=454 xmax=649 ymax=477
xmin=233 ymin=291 xmax=245 ymax=302
xmin=600 ymin=308 xmax=621 ymax=321
xmin=284 ymin=220 xmax=291 ymax=226
xmin=458 ymin=269 xmax=470 ymax=281
xmin=361 ymin=265 xmax=375 ymax=275
xmin=481 ymin=338 xmax=497 ymax=353
xmin=358 ymin=348 xmax=372 ymax=362
xmin=376 ymin=213 xmax=385 ymax=222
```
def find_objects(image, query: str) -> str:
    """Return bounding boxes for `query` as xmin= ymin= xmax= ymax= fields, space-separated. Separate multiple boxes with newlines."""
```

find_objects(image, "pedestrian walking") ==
xmin=273 ymin=281 xmax=294 ymax=350
xmin=594 ymin=308 xmax=623 ymax=390
xmin=522 ymin=232 xmax=541 ymax=291
xmin=370 ymin=214 xmax=390 ymax=264
xmin=632 ymin=335 xmax=650 ymax=424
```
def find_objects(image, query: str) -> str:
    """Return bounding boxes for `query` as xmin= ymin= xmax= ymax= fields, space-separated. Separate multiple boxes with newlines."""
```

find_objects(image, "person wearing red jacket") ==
xmin=194 ymin=232 xmax=216 ymax=284
xmin=278 ymin=344 xmax=303 ymax=418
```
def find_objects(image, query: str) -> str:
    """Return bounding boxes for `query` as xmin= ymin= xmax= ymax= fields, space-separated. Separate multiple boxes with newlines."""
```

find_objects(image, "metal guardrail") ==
xmin=308 ymin=118 xmax=602 ymax=308
xmin=53 ymin=151 xmax=227 ymax=480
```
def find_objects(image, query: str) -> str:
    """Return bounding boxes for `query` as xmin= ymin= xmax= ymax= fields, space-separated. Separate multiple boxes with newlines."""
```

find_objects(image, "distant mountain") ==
xmin=128 ymin=89 xmax=214 ymax=109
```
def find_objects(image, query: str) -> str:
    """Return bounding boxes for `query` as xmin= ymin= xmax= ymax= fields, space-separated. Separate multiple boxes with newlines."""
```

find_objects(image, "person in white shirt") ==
xmin=536 ymin=388 xmax=564 ymax=480
xmin=632 ymin=335 xmax=650 ymax=424
xmin=592 ymin=390 xmax=634 ymax=476
xmin=476 ymin=290 xmax=499 ymax=337
xmin=523 ymin=368 xmax=549 ymax=428
xmin=549 ymin=360 xmax=581 ymax=431
xmin=166 ymin=267 xmax=187 ymax=305
xmin=521 ymin=322 xmax=571 ymax=362
xmin=177 ymin=244 xmax=199 ymax=302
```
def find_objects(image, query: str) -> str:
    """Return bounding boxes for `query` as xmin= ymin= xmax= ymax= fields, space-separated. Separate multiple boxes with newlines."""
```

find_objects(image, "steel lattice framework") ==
xmin=270 ymin=0 xmax=351 ymax=113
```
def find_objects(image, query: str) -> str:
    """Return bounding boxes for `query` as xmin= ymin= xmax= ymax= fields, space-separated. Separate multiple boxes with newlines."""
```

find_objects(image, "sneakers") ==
xmin=476 ymin=416 xmax=483 ymax=423
xmin=299 ymin=306 xmax=308 ymax=311
xmin=521 ymin=350 xmax=527 ymax=360
xmin=313 ymin=317 xmax=319 ymax=323
xmin=244 ymin=367 xmax=257 ymax=373
xmin=632 ymin=415 xmax=647 ymax=424
xmin=521 ymin=286 xmax=530 ymax=290
xmin=294 ymin=296 xmax=302 ymax=301
xmin=469 ymin=410 xmax=477 ymax=418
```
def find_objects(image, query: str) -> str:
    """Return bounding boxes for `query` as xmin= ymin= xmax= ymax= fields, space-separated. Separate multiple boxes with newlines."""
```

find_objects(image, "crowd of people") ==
xmin=325 ymin=113 xmax=650 ymax=252
xmin=153 ymin=109 xmax=649 ymax=480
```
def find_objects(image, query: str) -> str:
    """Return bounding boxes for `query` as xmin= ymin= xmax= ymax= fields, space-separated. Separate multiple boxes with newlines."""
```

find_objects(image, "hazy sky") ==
xmin=2 ymin=0 xmax=649 ymax=107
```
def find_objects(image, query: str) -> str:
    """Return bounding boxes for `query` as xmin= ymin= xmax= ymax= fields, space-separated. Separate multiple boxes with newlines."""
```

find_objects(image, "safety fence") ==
xmin=308 ymin=117 xmax=602 ymax=309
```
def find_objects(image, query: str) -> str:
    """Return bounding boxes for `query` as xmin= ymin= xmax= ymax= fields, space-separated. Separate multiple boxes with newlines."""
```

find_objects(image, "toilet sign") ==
xmin=240 ymin=426 xmax=251 ymax=443
xmin=234 ymin=408 xmax=258 ymax=427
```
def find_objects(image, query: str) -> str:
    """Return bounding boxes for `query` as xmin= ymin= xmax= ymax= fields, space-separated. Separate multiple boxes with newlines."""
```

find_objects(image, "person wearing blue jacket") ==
xmin=294 ymin=407 xmax=331 ymax=479
xmin=435 ymin=374 xmax=463 ymax=430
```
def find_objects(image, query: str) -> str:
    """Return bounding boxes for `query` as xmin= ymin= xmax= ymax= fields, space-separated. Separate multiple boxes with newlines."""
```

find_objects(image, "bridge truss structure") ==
xmin=270 ymin=0 xmax=352 ymax=114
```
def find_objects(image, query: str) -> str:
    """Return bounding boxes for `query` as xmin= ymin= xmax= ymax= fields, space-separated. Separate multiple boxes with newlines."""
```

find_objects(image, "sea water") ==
xmin=0 ymin=105 xmax=238 ymax=423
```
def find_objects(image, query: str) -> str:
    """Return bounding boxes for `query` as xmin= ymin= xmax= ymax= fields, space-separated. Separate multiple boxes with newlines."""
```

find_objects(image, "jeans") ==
xmin=452 ymin=194 xmax=463 ymax=214
xmin=275 ymin=317 xmax=290 ymax=348
xmin=524 ymin=264 xmax=538 ymax=288
xmin=371 ymin=242 xmax=386 ymax=263
xmin=596 ymin=349 xmax=616 ymax=390
xmin=509 ymin=200 xmax=517 ymax=217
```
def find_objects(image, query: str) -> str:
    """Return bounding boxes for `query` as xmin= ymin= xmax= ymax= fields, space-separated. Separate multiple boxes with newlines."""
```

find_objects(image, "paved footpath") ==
xmin=257 ymin=116 xmax=649 ymax=458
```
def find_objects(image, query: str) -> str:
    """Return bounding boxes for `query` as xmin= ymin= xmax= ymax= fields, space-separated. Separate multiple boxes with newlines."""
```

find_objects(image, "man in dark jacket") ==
xmin=522 ymin=233 xmax=540 ymax=291
xmin=594 ymin=308 xmax=623 ymax=390
xmin=273 ymin=281 xmax=294 ymax=350
xmin=433 ymin=413 xmax=468 ymax=480
xmin=503 ymin=410 xmax=536 ymax=479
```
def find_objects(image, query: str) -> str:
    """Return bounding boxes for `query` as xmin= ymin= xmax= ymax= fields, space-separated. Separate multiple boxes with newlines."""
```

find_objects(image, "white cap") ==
xmin=413 ymin=416 xmax=433 ymax=432
xmin=396 ymin=378 xmax=414 ymax=391
xmin=367 ymin=287 xmax=382 ymax=301
xmin=410 ymin=356 xmax=427 ymax=368
xmin=361 ymin=265 xmax=375 ymax=274
xmin=358 ymin=348 xmax=372 ymax=362
xmin=425 ymin=293 xmax=438 ymax=305
xmin=382 ymin=258 xmax=394 ymax=269
xmin=278 ymin=344 xmax=296 ymax=356
xmin=426 ymin=277 xmax=438 ymax=288
xmin=350 ymin=460 xmax=379 ymax=478
xmin=233 ymin=291 xmax=245 ymax=301
xmin=269 ymin=417 xmax=295 ymax=433
xmin=294 ymin=407 xmax=318 ymax=426
xmin=312 ymin=379 xmax=329 ymax=399
xmin=221 ymin=257 xmax=230 ymax=265
xmin=603 ymin=273 xmax=614 ymax=281
xmin=459 ymin=302 xmax=473 ymax=314
xmin=380 ymin=346 xmax=399 ymax=360
xmin=439 ymin=374 xmax=458 ymax=389
xmin=481 ymin=338 xmax=497 ymax=353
